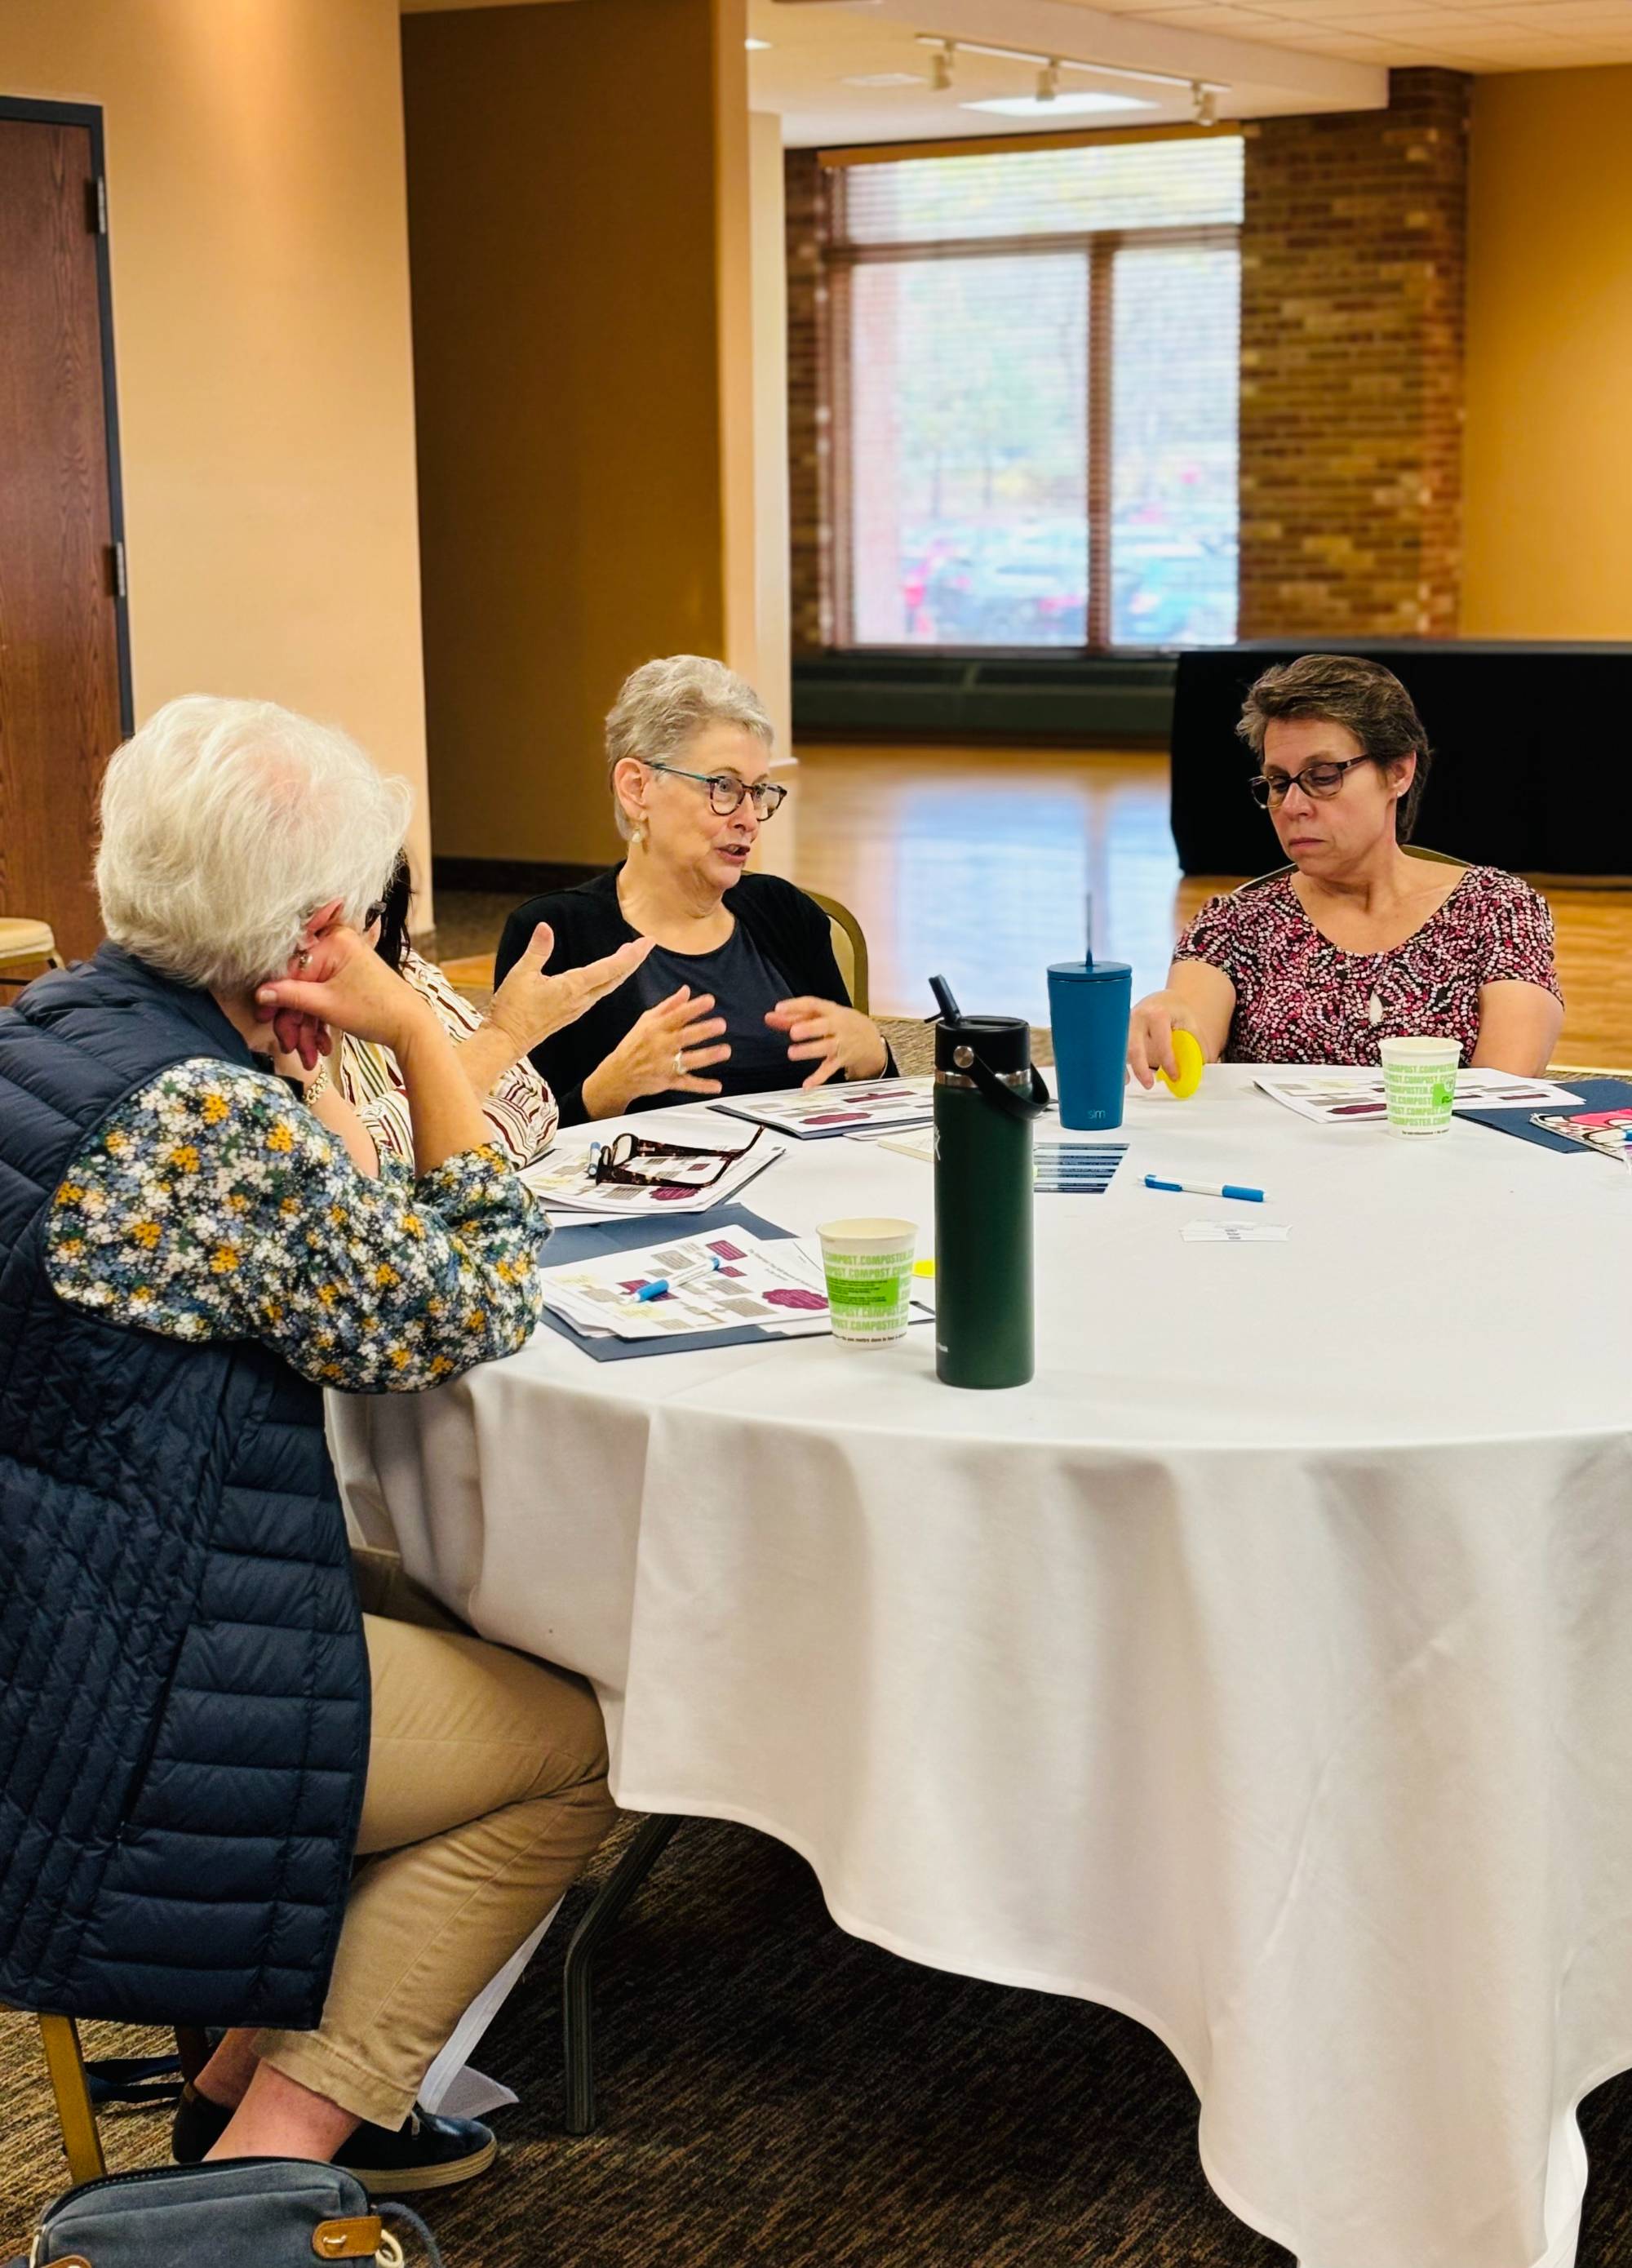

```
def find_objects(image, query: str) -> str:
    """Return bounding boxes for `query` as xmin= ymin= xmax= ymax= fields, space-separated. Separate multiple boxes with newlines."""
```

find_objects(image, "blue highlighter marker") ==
xmin=1144 ymin=1175 xmax=1265 ymax=1204
xmin=634 ymin=1254 xmax=725 ymax=1303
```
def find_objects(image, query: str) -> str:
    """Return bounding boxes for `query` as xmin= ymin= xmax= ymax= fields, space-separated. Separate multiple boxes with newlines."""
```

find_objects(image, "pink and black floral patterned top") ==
xmin=1173 ymin=865 xmax=1562 ymax=1067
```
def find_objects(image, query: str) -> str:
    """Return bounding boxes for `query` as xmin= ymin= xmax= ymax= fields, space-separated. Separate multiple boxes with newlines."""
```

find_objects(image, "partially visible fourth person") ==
xmin=281 ymin=850 xmax=564 ymax=1173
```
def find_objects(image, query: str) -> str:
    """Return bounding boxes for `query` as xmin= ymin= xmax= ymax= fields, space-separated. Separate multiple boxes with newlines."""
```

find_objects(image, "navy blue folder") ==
xmin=1457 ymin=1078 xmax=1632 ymax=1154
xmin=534 ymin=1205 xmax=803 ymax=1361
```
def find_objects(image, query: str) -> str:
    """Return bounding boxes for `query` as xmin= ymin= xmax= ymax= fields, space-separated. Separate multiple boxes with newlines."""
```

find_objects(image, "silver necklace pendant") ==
xmin=1367 ymin=991 xmax=1384 ymax=1026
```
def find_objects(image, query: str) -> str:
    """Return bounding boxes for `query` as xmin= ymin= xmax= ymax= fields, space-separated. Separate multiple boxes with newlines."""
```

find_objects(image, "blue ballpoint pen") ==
xmin=1144 ymin=1174 xmax=1265 ymax=1204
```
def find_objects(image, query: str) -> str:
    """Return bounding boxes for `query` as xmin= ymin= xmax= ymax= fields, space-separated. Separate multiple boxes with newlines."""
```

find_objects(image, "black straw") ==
xmin=929 ymin=974 xmax=963 ymax=1025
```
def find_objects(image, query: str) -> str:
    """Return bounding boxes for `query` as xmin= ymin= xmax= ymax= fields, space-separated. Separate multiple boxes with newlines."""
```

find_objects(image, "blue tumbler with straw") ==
xmin=1047 ymin=953 xmax=1133 ymax=1132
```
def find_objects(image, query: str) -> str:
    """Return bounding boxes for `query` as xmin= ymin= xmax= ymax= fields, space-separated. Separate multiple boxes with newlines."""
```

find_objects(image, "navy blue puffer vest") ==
xmin=0 ymin=946 xmax=369 ymax=2028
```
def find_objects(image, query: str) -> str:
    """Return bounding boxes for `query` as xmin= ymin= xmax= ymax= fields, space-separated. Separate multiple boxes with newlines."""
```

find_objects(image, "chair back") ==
xmin=0 ymin=2009 xmax=106 ymax=2183
xmin=807 ymin=891 xmax=871 ymax=1016
xmin=1241 ymin=845 xmax=1466 ymax=890
xmin=0 ymin=916 xmax=62 ymax=983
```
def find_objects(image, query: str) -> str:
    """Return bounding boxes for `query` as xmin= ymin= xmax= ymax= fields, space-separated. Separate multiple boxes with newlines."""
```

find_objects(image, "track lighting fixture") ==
xmin=914 ymin=31 xmax=1229 ymax=104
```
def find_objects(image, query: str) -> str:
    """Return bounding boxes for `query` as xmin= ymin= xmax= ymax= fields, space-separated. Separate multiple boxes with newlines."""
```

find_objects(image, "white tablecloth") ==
xmin=330 ymin=1068 xmax=1632 ymax=2268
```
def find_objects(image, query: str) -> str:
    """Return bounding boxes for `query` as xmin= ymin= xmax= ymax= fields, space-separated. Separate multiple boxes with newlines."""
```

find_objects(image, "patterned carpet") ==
xmin=9 ymin=1816 xmax=1632 ymax=2266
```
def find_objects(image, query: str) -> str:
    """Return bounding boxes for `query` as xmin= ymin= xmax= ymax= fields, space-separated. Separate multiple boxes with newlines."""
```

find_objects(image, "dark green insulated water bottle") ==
xmin=932 ymin=988 xmax=1051 ymax=1390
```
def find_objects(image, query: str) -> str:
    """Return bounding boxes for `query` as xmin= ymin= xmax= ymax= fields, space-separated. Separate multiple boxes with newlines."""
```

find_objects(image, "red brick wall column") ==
xmin=786 ymin=149 xmax=834 ymax=652
xmin=1239 ymin=68 xmax=1470 ymax=639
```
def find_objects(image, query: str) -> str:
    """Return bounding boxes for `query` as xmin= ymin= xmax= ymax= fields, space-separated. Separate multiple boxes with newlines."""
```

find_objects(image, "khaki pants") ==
xmin=255 ymin=1573 xmax=615 ymax=2128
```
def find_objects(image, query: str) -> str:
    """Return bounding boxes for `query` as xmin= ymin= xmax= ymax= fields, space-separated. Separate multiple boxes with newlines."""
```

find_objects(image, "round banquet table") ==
xmin=329 ymin=1066 xmax=1632 ymax=2268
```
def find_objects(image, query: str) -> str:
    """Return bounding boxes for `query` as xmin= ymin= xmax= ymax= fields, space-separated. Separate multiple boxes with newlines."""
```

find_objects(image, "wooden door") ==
xmin=0 ymin=105 xmax=130 ymax=963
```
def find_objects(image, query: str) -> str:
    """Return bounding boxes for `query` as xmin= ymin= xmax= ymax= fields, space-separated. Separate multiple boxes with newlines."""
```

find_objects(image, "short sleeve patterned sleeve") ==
xmin=1473 ymin=872 xmax=1562 ymax=1000
xmin=1172 ymin=891 xmax=1248 ymax=986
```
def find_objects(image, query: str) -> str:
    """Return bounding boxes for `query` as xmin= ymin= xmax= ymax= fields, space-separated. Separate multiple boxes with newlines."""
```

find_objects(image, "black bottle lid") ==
xmin=934 ymin=1013 xmax=1033 ymax=1077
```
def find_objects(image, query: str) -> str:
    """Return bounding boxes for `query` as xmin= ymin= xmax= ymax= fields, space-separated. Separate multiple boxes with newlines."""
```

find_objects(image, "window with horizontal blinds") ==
xmin=827 ymin=136 xmax=1242 ymax=651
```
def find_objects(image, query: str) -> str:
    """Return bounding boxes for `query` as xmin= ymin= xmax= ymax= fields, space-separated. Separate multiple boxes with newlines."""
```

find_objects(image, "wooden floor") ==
xmin=792 ymin=745 xmax=1632 ymax=1067
xmin=440 ymin=746 xmax=1631 ymax=1065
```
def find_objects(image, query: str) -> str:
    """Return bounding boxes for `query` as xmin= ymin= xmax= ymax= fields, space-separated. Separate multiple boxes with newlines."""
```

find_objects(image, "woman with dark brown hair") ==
xmin=290 ymin=853 xmax=562 ymax=1172
xmin=1128 ymin=654 xmax=1563 ymax=1085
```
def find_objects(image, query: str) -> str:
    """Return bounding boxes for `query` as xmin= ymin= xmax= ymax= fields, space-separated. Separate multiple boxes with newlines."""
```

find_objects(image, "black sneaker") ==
xmin=171 ymin=2082 xmax=498 ymax=2195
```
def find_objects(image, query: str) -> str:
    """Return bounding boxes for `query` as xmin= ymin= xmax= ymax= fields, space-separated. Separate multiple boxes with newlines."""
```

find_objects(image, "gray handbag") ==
xmin=20 ymin=2157 xmax=444 ymax=2265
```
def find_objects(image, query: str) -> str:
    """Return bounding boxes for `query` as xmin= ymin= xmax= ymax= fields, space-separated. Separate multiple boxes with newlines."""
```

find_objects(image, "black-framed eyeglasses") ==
xmin=1248 ymin=755 xmax=1388 ymax=808
xmin=645 ymin=760 xmax=787 ymax=820
xmin=589 ymin=1125 xmax=764 ymax=1189
xmin=361 ymin=899 xmax=388 ymax=931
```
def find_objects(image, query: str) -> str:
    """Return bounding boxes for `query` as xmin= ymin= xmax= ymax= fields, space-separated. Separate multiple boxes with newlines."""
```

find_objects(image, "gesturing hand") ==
xmin=764 ymin=996 xmax=889 ymax=1089
xmin=604 ymin=986 xmax=733 ymax=1105
xmin=486 ymin=922 xmax=652 ymax=1054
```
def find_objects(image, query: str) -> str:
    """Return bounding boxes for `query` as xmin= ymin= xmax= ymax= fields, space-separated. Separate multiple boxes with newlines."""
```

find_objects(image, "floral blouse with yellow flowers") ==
xmin=46 ymin=1059 xmax=547 ymax=1391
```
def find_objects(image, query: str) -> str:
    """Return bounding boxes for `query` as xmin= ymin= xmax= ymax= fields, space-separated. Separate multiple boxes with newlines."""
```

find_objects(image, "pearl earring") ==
xmin=630 ymin=824 xmax=645 ymax=848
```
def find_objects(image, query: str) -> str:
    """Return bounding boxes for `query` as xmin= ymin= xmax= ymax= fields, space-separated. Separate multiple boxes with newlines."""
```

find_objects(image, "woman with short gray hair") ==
xmin=1128 ymin=654 xmax=1563 ymax=1084
xmin=498 ymin=654 xmax=893 ymax=1123
xmin=0 ymin=695 xmax=648 ymax=2195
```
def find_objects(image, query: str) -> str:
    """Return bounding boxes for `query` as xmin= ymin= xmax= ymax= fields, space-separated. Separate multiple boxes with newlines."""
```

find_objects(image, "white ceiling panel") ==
xmin=400 ymin=0 xmax=1632 ymax=149
xmin=1177 ymin=0 xmax=1632 ymax=60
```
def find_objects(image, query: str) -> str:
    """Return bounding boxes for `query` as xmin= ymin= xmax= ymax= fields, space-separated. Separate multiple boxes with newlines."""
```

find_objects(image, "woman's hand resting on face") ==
xmin=764 ymin=996 xmax=889 ymax=1089
xmin=257 ymin=922 xmax=437 ymax=1062
xmin=581 ymin=986 xmax=733 ymax=1119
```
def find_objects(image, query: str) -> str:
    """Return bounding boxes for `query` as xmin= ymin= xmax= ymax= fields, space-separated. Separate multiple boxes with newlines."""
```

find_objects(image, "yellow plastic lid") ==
xmin=1157 ymin=1027 xmax=1204 ymax=1100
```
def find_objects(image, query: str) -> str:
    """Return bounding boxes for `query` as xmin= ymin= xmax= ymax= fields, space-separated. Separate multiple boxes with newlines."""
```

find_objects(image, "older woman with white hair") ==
xmin=496 ymin=655 xmax=893 ymax=1123
xmin=0 ymin=696 xmax=647 ymax=2195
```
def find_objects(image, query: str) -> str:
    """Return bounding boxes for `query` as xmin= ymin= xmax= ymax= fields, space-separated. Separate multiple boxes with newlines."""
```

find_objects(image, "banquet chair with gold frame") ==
xmin=805 ymin=893 xmax=870 ymax=1018
xmin=1245 ymin=843 xmax=1463 ymax=890
xmin=20 ymin=2013 xmax=105 ymax=2183
xmin=0 ymin=917 xmax=64 ymax=991
xmin=2 ymin=2007 xmax=211 ymax=2183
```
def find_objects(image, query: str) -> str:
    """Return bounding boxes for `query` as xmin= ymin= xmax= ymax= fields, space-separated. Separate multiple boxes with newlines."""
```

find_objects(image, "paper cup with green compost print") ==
xmin=816 ymin=1218 xmax=917 ymax=1347
xmin=1379 ymin=1036 xmax=1461 ymax=1138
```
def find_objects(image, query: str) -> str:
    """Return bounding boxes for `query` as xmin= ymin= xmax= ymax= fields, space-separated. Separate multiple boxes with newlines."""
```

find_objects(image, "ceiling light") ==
xmin=931 ymin=38 xmax=956 ymax=91
xmin=745 ymin=36 xmax=771 ymax=49
xmin=916 ymin=30 xmax=1227 ymax=97
xmin=961 ymin=91 xmax=1150 ymax=118
xmin=1036 ymin=59 xmax=1062 ymax=102
xmin=842 ymin=70 xmax=929 ymax=86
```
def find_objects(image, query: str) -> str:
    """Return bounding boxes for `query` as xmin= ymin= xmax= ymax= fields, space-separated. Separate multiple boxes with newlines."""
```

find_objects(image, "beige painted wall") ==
xmin=0 ymin=0 xmax=432 ymax=906
xmin=405 ymin=0 xmax=761 ymax=871
xmin=1463 ymin=67 xmax=1632 ymax=639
